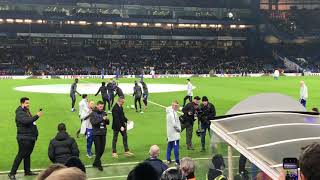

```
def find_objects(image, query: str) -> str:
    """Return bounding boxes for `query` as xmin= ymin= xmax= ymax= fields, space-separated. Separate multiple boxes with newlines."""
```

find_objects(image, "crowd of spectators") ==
xmin=273 ymin=43 xmax=320 ymax=72
xmin=0 ymin=24 xmax=249 ymax=37
xmin=0 ymin=44 xmax=281 ymax=76
xmin=34 ymin=142 xmax=320 ymax=180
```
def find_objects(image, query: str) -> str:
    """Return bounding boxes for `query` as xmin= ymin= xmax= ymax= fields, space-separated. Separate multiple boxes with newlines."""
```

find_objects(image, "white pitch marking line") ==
xmin=247 ymin=137 xmax=320 ymax=150
xmin=148 ymin=100 xmax=183 ymax=114
xmin=228 ymin=123 xmax=320 ymax=135
xmin=0 ymin=156 xmax=240 ymax=174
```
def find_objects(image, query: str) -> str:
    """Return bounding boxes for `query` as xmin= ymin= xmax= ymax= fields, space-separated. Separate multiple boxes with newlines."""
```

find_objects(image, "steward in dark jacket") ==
xmin=9 ymin=97 xmax=43 ymax=179
xmin=48 ymin=123 xmax=79 ymax=164
xmin=89 ymin=101 xmax=109 ymax=171
xmin=16 ymin=106 xmax=39 ymax=141
xmin=145 ymin=158 xmax=168 ymax=178
xmin=90 ymin=107 xmax=109 ymax=136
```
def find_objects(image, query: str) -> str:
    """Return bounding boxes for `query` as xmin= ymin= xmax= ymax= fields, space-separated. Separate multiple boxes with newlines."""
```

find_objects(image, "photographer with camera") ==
xmin=198 ymin=96 xmax=216 ymax=152
xmin=90 ymin=101 xmax=109 ymax=171
xmin=180 ymin=96 xmax=200 ymax=150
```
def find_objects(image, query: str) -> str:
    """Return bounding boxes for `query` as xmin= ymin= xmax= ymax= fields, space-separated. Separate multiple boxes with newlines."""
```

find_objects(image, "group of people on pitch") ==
xmin=8 ymin=93 xmax=134 ymax=180
xmin=166 ymin=79 xmax=216 ymax=168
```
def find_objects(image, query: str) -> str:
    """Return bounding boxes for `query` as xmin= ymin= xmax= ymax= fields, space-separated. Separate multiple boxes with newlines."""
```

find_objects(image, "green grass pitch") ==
xmin=0 ymin=76 xmax=319 ymax=179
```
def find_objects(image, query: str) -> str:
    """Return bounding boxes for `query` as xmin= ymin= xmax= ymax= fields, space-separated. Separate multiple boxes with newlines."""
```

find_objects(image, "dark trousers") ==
xmin=143 ymin=94 xmax=148 ymax=106
xmin=70 ymin=94 xmax=76 ymax=108
xmin=134 ymin=97 xmax=141 ymax=111
xmin=183 ymin=95 xmax=192 ymax=107
xmin=108 ymin=94 xmax=115 ymax=111
xmin=93 ymin=135 xmax=106 ymax=167
xmin=102 ymin=97 xmax=109 ymax=111
xmin=239 ymin=154 xmax=247 ymax=173
xmin=300 ymin=99 xmax=307 ymax=108
xmin=112 ymin=130 xmax=129 ymax=153
xmin=10 ymin=139 xmax=35 ymax=175
xmin=181 ymin=123 xmax=193 ymax=147
xmin=201 ymin=122 xmax=211 ymax=149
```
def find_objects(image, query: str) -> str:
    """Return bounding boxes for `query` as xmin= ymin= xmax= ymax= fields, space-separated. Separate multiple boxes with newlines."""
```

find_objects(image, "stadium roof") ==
xmin=211 ymin=93 xmax=320 ymax=179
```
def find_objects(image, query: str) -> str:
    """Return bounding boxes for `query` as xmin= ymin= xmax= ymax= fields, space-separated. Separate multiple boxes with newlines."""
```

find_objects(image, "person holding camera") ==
xmin=8 ymin=97 xmax=43 ymax=180
xmin=112 ymin=97 xmax=134 ymax=158
xmin=181 ymin=96 xmax=200 ymax=150
xmin=90 ymin=101 xmax=109 ymax=171
xmin=198 ymin=96 xmax=216 ymax=152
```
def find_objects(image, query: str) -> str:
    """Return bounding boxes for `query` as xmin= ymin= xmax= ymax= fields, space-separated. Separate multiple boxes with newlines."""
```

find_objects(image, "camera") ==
xmin=196 ymin=128 xmax=204 ymax=137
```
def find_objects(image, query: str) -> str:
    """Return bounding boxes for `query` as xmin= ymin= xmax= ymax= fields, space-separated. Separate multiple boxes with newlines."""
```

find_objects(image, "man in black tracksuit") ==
xmin=112 ymin=97 xmax=134 ymax=158
xmin=199 ymin=96 xmax=216 ymax=151
xmin=95 ymin=82 xmax=109 ymax=111
xmin=181 ymin=96 xmax=200 ymax=150
xmin=90 ymin=101 xmax=109 ymax=171
xmin=48 ymin=123 xmax=79 ymax=164
xmin=107 ymin=81 xmax=115 ymax=111
xmin=115 ymin=85 xmax=125 ymax=99
xmin=9 ymin=97 xmax=43 ymax=180
xmin=140 ymin=80 xmax=149 ymax=110
xmin=133 ymin=81 xmax=143 ymax=112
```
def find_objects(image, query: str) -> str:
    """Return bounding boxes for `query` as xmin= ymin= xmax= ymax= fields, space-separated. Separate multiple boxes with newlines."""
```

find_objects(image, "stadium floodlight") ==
xmin=142 ymin=23 xmax=149 ymax=26
xmin=15 ymin=19 xmax=23 ymax=23
xmin=79 ymin=21 xmax=87 ymax=25
xmin=97 ymin=22 xmax=103 ymax=25
xmin=24 ymin=19 xmax=32 ymax=24
xmin=239 ymin=25 xmax=246 ymax=28
xmin=217 ymin=24 xmax=222 ymax=28
xmin=116 ymin=22 xmax=123 ymax=26
xmin=230 ymin=24 xmax=237 ymax=28
xmin=200 ymin=24 xmax=207 ymax=28
xmin=37 ymin=20 xmax=43 ymax=24
xmin=123 ymin=22 xmax=129 ymax=26
xmin=166 ymin=23 xmax=173 ymax=27
xmin=209 ymin=24 xmax=217 ymax=28
xmin=106 ymin=22 xmax=113 ymax=25
xmin=155 ymin=23 xmax=162 ymax=27
xmin=130 ymin=23 xmax=138 ymax=26
xmin=0 ymin=19 xmax=3 ymax=22
xmin=6 ymin=19 xmax=14 ymax=23
xmin=70 ymin=21 xmax=75 ymax=24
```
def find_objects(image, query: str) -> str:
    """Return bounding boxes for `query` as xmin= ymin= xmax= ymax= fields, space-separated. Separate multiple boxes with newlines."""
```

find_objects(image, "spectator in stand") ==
xmin=180 ymin=157 xmax=196 ymax=180
xmin=161 ymin=167 xmax=185 ymax=180
xmin=45 ymin=167 xmax=86 ymax=180
xmin=279 ymin=143 xmax=320 ymax=180
xmin=37 ymin=164 xmax=67 ymax=180
xmin=207 ymin=154 xmax=227 ymax=180
xmin=64 ymin=156 xmax=86 ymax=173
xmin=127 ymin=162 xmax=159 ymax=180
xmin=48 ymin=123 xmax=79 ymax=164
xmin=145 ymin=145 xmax=168 ymax=178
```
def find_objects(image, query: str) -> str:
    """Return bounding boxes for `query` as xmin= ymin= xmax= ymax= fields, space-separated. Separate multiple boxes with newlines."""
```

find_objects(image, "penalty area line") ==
xmin=148 ymin=100 xmax=183 ymax=114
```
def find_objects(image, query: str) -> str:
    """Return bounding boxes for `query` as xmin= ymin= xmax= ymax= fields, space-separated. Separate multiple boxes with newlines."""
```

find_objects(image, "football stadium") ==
xmin=0 ymin=0 xmax=320 ymax=180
